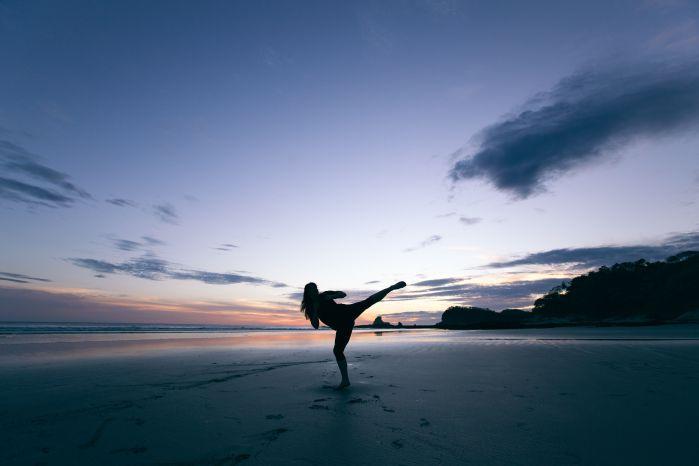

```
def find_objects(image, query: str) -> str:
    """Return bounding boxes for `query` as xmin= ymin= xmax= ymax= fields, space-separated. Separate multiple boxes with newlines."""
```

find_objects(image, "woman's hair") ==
xmin=300 ymin=282 xmax=319 ymax=320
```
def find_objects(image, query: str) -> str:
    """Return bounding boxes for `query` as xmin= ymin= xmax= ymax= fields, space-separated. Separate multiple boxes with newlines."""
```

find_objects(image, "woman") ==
xmin=301 ymin=281 xmax=406 ymax=389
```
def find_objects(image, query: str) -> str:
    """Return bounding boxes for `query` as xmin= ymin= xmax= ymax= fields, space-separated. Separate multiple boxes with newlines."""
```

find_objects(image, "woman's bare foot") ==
xmin=336 ymin=380 xmax=351 ymax=390
xmin=391 ymin=281 xmax=406 ymax=291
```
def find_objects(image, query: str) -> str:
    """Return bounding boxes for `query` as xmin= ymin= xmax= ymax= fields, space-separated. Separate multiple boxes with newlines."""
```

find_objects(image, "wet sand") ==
xmin=1 ymin=326 xmax=698 ymax=465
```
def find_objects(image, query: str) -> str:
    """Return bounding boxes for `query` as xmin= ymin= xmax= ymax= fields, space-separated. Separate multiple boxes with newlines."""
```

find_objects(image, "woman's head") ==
xmin=300 ymin=282 xmax=319 ymax=320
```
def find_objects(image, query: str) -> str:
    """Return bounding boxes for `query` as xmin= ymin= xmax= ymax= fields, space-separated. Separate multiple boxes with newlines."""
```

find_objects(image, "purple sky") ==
xmin=1 ymin=0 xmax=698 ymax=325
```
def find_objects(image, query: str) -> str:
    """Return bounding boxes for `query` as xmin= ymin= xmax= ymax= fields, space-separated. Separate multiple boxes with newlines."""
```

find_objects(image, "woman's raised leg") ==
xmin=349 ymin=281 xmax=406 ymax=320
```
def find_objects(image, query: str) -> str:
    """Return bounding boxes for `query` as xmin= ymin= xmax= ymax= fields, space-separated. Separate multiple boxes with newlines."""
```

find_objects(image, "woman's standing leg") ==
xmin=333 ymin=326 xmax=353 ymax=389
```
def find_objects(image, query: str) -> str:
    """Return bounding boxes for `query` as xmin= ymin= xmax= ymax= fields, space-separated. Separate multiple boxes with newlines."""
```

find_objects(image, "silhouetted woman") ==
xmin=301 ymin=281 xmax=406 ymax=389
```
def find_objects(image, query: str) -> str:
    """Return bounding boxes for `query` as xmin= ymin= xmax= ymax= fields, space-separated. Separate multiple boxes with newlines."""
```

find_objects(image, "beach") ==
xmin=2 ymin=325 xmax=699 ymax=465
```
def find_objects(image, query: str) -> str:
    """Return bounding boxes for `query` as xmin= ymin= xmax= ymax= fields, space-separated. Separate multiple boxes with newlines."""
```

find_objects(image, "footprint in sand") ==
xmin=231 ymin=453 xmax=251 ymax=464
xmin=348 ymin=398 xmax=367 ymax=404
xmin=309 ymin=404 xmax=329 ymax=410
xmin=110 ymin=446 xmax=148 ymax=454
xmin=265 ymin=414 xmax=284 ymax=420
xmin=419 ymin=418 xmax=430 ymax=427
xmin=79 ymin=417 xmax=114 ymax=450
xmin=249 ymin=428 xmax=289 ymax=442
xmin=391 ymin=439 xmax=404 ymax=449
xmin=211 ymin=452 xmax=251 ymax=465
xmin=382 ymin=406 xmax=395 ymax=413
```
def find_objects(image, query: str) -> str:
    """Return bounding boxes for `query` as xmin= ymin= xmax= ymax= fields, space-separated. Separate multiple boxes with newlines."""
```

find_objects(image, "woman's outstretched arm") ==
xmin=320 ymin=290 xmax=346 ymax=299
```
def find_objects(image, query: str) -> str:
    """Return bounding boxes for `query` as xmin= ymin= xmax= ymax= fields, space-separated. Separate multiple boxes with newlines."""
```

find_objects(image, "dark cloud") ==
xmin=153 ymin=203 xmax=179 ymax=224
xmin=450 ymin=60 xmax=699 ymax=198
xmin=113 ymin=239 xmax=142 ymax=251
xmin=0 ymin=277 xmax=28 ymax=283
xmin=0 ymin=177 xmax=73 ymax=206
xmin=214 ymin=243 xmax=238 ymax=251
xmin=365 ymin=280 xmax=380 ymax=285
xmin=141 ymin=236 xmax=165 ymax=246
xmin=459 ymin=216 xmax=482 ymax=225
xmin=412 ymin=278 xmax=461 ymax=287
xmin=68 ymin=254 xmax=285 ymax=287
xmin=0 ymin=140 xmax=91 ymax=207
xmin=404 ymin=235 xmax=442 ymax=252
xmin=487 ymin=231 xmax=699 ymax=269
xmin=392 ymin=278 xmax=566 ymax=310
xmin=106 ymin=198 xmax=137 ymax=207
xmin=0 ymin=271 xmax=51 ymax=283
xmin=111 ymin=236 xmax=164 ymax=252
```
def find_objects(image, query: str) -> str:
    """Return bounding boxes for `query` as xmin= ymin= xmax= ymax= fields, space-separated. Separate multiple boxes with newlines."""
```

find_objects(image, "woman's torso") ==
xmin=316 ymin=296 xmax=349 ymax=330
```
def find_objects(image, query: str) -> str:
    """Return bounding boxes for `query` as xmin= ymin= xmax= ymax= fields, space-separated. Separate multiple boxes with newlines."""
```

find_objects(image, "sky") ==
xmin=1 ymin=0 xmax=698 ymax=326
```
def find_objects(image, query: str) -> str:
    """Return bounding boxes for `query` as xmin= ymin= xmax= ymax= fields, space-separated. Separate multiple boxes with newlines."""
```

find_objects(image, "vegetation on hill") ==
xmin=437 ymin=306 xmax=529 ymax=329
xmin=437 ymin=251 xmax=699 ymax=328
xmin=532 ymin=251 xmax=699 ymax=321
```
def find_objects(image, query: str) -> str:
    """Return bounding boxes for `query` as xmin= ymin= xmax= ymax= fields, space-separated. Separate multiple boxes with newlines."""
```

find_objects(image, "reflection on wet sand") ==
xmin=3 ymin=325 xmax=698 ymax=365
xmin=0 ymin=329 xmax=434 ymax=364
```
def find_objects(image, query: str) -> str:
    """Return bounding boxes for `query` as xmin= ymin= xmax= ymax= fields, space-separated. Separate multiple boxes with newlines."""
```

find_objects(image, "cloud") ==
xmin=214 ymin=243 xmax=238 ymax=251
xmin=449 ymin=59 xmax=699 ymax=198
xmin=106 ymin=198 xmax=137 ymax=207
xmin=404 ymin=235 xmax=442 ymax=252
xmin=0 ymin=286 xmax=299 ymax=326
xmin=67 ymin=253 xmax=286 ymax=288
xmin=392 ymin=278 xmax=566 ymax=310
xmin=486 ymin=231 xmax=699 ymax=269
xmin=153 ymin=203 xmax=179 ymax=224
xmin=459 ymin=216 xmax=482 ymax=225
xmin=0 ymin=140 xmax=91 ymax=208
xmin=113 ymin=239 xmax=142 ymax=252
xmin=111 ymin=236 xmax=165 ymax=252
xmin=141 ymin=236 xmax=165 ymax=246
xmin=435 ymin=212 xmax=456 ymax=218
xmin=412 ymin=278 xmax=461 ymax=287
xmin=0 ymin=271 xmax=52 ymax=284
xmin=365 ymin=280 xmax=380 ymax=285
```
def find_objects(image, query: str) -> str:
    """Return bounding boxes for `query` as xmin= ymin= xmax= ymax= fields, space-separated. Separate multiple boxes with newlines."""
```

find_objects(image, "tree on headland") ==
xmin=437 ymin=306 xmax=530 ymax=329
xmin=436 ymin=251 xmax=699 ymax=328
xmin=532 ymin=252 xmax=699 ymax=321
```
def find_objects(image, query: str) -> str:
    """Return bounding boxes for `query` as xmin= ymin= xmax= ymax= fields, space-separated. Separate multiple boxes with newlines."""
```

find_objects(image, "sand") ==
xmin=1 ymin=326 xmax=698 ymax=465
